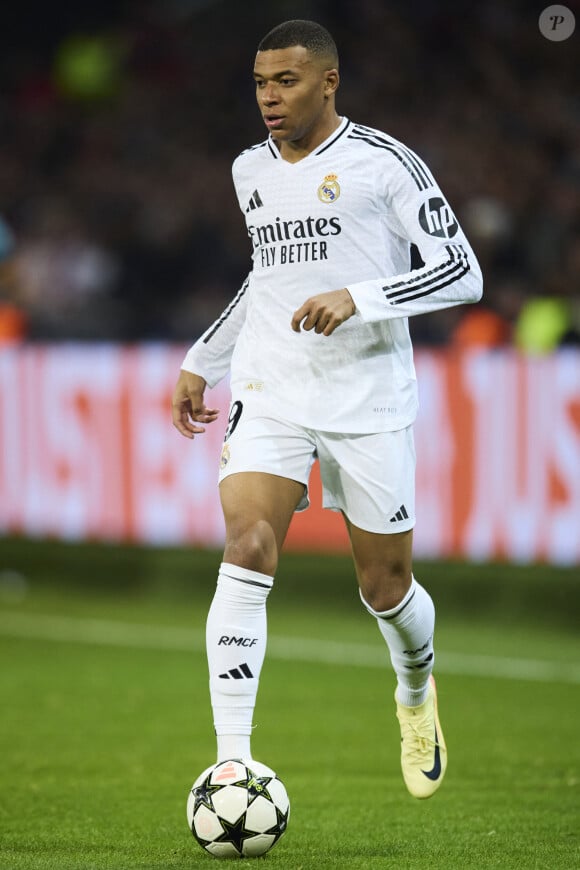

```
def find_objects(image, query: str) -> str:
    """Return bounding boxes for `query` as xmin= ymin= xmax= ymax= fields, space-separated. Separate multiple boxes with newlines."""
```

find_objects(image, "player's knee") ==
xmin=223 ymin=519 xmax=279 ymax=576
xmin=358 ymin=561 xmax=412 ymax=613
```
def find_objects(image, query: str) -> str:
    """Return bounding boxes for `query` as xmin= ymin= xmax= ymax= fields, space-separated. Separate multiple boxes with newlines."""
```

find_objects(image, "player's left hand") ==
xmin=291 ymin=288 xmax=356 ymax=336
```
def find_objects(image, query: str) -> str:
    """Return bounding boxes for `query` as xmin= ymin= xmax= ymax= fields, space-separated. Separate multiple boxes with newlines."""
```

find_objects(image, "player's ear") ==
xmin=323 ymin=68 xmax=339 ymax=98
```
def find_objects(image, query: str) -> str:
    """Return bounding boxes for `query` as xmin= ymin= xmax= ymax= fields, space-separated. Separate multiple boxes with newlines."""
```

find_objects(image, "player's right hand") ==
xmin=291 ymin=288 xmax=356 ymax=336
xmin=172 ymin=370 xmax=220 ymax=439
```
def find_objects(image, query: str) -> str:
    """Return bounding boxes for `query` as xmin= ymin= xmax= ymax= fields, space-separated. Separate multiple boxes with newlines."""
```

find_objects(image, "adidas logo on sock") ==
xmin=245 ymin=189 xmax=264 ymax=212
xmin=219 ymin=662 xmax=254 ymax=680
xmin=404 ymin=652 xmax=434 ymax=670
xmin=389 ymin=504 xmax=409 ymax=523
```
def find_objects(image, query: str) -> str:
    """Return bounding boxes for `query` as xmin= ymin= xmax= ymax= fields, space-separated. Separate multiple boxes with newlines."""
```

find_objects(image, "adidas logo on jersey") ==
xmin=219 ymin=662 xmax=254 ymax=680
xmin=389 ymin=504 xmax=409 ymax=523
xmin=245 ymin=190 xmax=264 ymax=212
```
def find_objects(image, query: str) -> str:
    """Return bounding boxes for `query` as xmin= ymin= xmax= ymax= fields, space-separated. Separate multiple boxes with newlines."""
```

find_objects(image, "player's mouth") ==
xmin=263 ymin=115 xmax=285 ymax=129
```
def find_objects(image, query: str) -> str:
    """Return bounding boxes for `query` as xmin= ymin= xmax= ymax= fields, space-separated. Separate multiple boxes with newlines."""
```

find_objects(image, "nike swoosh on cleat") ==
xmin=421 ymin=726 xmax=442 ymax=781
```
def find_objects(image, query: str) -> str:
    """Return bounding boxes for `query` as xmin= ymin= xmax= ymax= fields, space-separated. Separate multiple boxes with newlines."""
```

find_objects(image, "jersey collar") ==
xmin=267 ymin=116 xmax=351 ymax=161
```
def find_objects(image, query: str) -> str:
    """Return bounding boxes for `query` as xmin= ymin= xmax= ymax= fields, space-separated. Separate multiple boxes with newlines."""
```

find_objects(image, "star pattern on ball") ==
xmin=214 ymin=812 xmax=256 ymax=855
xmin=245 ymin=772 xmax=274 ymax=805
xmin=265 ymin=805 xmax=288 ymax=843
xmin=191 ymin=778 xmax=223 ymax=815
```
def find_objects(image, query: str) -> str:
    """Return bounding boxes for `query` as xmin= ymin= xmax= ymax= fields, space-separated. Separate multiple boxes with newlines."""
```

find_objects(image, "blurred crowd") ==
xmin=0 ymin=0 xmax=579 ymax=351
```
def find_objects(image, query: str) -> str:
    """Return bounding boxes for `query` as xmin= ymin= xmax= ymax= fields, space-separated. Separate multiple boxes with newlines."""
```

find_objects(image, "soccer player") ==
xmin=172 ymin=20 xmax=482 ymax=799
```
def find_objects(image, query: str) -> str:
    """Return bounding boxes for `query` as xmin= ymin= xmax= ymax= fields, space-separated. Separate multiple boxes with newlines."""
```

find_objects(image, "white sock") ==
xmin=360 ymin=576 xmax=435 ymax=706
xmin=206 ymin=561 xmax=273 ymax=761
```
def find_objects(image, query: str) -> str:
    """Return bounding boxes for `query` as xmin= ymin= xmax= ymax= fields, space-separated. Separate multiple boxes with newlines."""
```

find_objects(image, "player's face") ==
xmin=253 ymin=46 xmax=339 ymax=153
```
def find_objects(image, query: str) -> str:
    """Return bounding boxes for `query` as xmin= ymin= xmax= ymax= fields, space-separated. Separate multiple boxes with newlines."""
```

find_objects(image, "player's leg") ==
xmin=206 ymin=471 xmax=304 ymax=762
xmin=347 ymin=521 xmax=446 ymax=799
xmin=206 ymin=402 xmax=316 ymax=763
xmin=346 ymin=522 xmax=435 ymax=703
xmin=220 ymin=471 xmax=305 ymax=576
xmin=316 ymin=426 xmax=446 ymax=797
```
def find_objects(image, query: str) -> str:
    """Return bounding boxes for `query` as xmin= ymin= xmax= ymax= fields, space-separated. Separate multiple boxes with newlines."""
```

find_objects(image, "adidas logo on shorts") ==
xmin=389 ymin=504 xmax=409 ymax=523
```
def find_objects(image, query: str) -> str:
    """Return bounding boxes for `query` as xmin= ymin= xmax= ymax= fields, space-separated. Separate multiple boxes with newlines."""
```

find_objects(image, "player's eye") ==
xmin=280 ymin=78 xmax=296 ymax=86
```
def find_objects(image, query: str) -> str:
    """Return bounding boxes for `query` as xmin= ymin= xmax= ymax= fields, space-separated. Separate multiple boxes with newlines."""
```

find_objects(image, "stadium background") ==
xmin=0 ymin=0 xmax=579 ymax=563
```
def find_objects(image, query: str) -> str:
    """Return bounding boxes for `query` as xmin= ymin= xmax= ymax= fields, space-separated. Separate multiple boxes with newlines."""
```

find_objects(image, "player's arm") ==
xmin=172 ymin=276 xmax=249 ymax=439
xmin=344 ymin=158 xmax=483 ymax=323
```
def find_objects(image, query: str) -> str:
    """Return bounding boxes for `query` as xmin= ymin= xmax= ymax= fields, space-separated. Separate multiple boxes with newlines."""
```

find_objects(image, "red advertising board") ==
xmin=0 ymin=345 xmax=578 ymax=564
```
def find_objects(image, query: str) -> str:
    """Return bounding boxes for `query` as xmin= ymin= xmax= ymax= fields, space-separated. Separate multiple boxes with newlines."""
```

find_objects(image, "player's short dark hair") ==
xmin=257 ymin=20 xmax=338 ymax=67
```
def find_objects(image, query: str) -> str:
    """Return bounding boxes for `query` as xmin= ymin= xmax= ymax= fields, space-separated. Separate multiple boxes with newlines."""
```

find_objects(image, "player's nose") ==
xmin=260 ymin=83 xmax=280 ymax=105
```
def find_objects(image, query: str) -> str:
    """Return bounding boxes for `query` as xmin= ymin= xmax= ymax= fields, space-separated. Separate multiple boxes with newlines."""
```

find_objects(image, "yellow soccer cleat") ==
xmin=396 ymin=675 xmax=447 ymax=799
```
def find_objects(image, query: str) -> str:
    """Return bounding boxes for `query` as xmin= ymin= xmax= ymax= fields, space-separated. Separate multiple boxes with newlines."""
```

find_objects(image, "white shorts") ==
xmin=217 ymin=398 xmax=415 ymax=535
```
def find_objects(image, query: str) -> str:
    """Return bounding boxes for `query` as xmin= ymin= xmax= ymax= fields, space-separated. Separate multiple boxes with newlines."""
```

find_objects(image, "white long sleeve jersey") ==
xmin=183 ymin=117 xmax=483 ymax=433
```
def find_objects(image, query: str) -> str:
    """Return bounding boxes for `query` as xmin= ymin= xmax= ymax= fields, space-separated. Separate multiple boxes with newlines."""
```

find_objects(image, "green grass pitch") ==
xmin=0 ymin=539 xmax=579 ymax=869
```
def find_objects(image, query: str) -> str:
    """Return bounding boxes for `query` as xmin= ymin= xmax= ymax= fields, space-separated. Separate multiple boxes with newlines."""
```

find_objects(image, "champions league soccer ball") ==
xmin=187 ymin=758 xmax=290 ymax=858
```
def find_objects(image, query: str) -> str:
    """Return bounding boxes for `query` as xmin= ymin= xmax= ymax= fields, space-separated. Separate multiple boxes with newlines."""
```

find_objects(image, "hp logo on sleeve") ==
xmin=418 ymin=197 xmax=458 ymax=238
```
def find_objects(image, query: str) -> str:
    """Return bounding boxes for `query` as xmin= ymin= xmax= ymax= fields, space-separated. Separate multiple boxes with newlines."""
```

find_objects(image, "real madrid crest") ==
xmin=318 ymin=173 xmax=340 ymax=203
